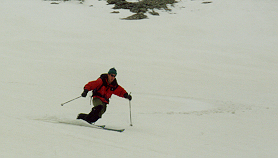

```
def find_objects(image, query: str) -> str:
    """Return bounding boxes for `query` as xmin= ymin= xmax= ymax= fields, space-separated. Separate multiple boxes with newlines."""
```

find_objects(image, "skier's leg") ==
xmin=85 ymin=105 xmax=102 ymax=123
xmin=85 ymin=98 xmax=107 ymax=123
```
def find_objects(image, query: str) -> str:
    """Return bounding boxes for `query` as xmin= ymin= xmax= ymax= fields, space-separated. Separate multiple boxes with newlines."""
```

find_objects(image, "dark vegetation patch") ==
xmin=45 ymin=0 xmax=178 ymax=20
xmin=107 ymin=0 xmax=177 ymax=20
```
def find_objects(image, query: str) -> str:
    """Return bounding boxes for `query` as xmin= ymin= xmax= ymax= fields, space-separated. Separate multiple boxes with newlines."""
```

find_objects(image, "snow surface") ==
xmin=1 ymin=0 xmax=278 ymax=157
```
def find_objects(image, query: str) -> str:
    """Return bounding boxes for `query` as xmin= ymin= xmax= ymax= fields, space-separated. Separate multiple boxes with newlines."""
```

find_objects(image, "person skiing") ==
xmin=77 ymin=67 xmax=132 ymax=124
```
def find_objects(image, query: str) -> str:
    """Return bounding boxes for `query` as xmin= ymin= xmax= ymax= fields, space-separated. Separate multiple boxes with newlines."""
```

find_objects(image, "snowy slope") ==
xmin=1 ymin=0 xmax=278 ymax=157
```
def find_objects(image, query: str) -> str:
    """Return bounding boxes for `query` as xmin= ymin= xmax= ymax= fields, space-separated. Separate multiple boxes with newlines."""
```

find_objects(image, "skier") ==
xmin=77 ymin=68 xmax=132 ymax=124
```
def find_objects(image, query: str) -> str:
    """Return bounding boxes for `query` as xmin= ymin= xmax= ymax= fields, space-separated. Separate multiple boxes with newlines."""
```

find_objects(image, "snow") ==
xmin=1 ymin=0 xmax=278 ymax=157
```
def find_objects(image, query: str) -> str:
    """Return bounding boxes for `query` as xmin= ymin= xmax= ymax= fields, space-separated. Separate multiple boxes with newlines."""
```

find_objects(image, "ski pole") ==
xmin=129 ymin=92 xmax=133 ymax=126
xmin=61 ymin=96 xmax=81 ymax=106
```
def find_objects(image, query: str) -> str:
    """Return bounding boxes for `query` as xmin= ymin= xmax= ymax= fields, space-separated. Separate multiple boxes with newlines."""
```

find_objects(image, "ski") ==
xmin=77 ymin=115 xmax=124 ymax=132
xmin=90 ymin=124 xmax=125 ymax=132
xmin=91 ymin=124 xmax=105 ymax=128
xmin=36 ymin=117 xmax=124 ymax=132
xmin=101 ymin=126 xmax=125 ymax=132
xmin=89 ymin=124 xmax=125 ymax=132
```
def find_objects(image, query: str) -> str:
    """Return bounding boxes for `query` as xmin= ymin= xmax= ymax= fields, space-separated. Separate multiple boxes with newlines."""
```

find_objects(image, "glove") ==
xmin=124 ymin=93 xmax=132 ymax=101
xmin=81 ymin=89 xmax=89 ymax=97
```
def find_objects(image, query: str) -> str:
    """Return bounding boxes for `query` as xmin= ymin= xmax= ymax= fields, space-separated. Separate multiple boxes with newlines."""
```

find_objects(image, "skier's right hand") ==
xmin=81 ymin=89 xmax=89 ymax=97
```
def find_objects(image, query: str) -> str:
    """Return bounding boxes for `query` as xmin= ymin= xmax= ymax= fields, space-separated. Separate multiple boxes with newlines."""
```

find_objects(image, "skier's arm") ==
xmin=114 ymin=86 xmax=132 ymax=100
xmin=81 ymin=78 xmax=103 ymax=97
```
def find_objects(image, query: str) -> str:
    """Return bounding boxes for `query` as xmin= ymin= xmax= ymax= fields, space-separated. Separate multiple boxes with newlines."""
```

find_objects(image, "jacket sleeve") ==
xmin=84 ymin=78 xmax=103 ymax=91
xmin=113 ymin=85 xmax=127 ymax=98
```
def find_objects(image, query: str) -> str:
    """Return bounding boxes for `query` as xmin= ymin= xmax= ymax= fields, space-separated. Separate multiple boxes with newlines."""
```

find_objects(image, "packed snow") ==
xmin=0 ymin=0 xmax=278 ymax=157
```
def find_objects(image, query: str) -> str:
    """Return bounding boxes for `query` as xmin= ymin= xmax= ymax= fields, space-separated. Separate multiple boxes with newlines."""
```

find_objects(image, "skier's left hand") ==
xmin=124 ymin=93 xmax=132 ymax=101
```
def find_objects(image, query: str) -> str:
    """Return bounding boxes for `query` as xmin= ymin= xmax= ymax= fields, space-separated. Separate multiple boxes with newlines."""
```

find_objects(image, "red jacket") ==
xmin=84 ymin=74 xmax=127 ymax=104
